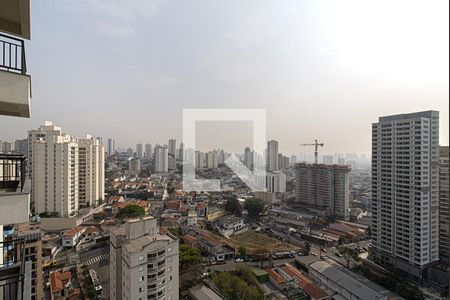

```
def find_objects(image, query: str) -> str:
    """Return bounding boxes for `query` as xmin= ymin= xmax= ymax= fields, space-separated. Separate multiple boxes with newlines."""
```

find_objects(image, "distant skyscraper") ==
xmin=144 ymin=143 xmax=153 ymax=159
xmin=126 ymin=147 xmax=133 ymax=158
xmin=371 ymin=111 xmax=439 ymax=282
xmin=178 ymin=142 xmax=184 ymax=161
xmin=154 ymin=145 xmax=168 ymax=172
xmin=295 ymin=163 xmax=350 ymax=219
xmin=278 ymin=154 xmax=289 ymax=170
xmin=0 ymin=140 xmax=13 ymax=153
xmin=266 ymin=171 xmax=286 ymax=193
xmin=322 ymin=155 xmax=333 ymax=165
xmin=267 ymin=140 xmax=279 ymax=171
xmin=129 ymin=158 xmax=141 ymax=175
xmin=195 ymin=151 xmax=205 ymax=169
xmin=168 ymin=139 xmax=176 ymax=157
xmin=107 ymin=138 xmax=115 ymax=156
xmin=206 ymin=150 xmax=219 ymax=169
xmin=439 ymin=146 xmax=449 ymax=265
xmin=244 ymin=147 xmax=253 ymax=170
xmin=136 ymin=143 xmax=143 ymax=159
xmin=14 ymin=138 xmax=28 ymax=155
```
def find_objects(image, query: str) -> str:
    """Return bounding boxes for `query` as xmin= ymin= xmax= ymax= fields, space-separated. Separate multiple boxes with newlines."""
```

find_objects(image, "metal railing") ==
xmin=0 ymin=33 xmax=27 ymax=74
xmin=0 ymin=154 xmax=26 ymax=192
xmin=0 ymin=238 xmax=26 ymax=300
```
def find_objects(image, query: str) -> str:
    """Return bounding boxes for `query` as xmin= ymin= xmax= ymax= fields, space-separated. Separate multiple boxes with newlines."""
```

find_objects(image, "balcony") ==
xmin=0 ymin=154 xmax=30 ymax=225
xmin=0 ymin=238 xmax=31 ymax=300
xmin=0 ymin=0 xmax=31 ymax=119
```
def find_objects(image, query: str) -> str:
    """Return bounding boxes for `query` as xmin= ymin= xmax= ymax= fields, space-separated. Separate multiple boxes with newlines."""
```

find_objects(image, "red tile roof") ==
xmin=281 ymin=264 xmax=328 ymax=299
xmin=50 ymin=271 xmax=72 ymax=293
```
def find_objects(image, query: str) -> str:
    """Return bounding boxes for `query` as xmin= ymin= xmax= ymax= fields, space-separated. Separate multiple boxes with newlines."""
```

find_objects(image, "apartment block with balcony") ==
xmin=110 ymin=216 xmax=179 ymax=300
xmin=371 ymin=111 xmax=440 ymax=282
xmin=0 ymin=0 xmax=31 ymax=118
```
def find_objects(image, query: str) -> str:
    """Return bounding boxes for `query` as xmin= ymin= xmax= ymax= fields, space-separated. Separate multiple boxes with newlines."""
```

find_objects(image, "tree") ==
xmin=225 ymin=198 xmax=243 ymax=217
xmin=238 ymin=245 xmax=247 ymax=258
xmin=304 ymin=242 xmax=311 ymax=255
xmin=245 ymin=198 xmax=265 ymax=219
xmin=338 ymin=246 xmax=359 ymax=268
xmin=116 ymin=204 xmax=145 ymax=219
xmin=179 ymin=244 xmax=201 ymax=269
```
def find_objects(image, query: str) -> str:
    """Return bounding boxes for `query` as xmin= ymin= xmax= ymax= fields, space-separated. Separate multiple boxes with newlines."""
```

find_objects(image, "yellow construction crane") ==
xmin=301 ymin=139 xmax=324 ymax=164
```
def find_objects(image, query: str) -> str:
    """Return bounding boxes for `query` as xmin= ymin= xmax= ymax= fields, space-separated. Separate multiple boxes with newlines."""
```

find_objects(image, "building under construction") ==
xmin=295 ymin=163 xmax=351 ymax=220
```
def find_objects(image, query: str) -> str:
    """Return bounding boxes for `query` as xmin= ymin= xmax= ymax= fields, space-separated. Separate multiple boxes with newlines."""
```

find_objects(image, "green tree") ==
xmin=212 ymin=271 xmax=265 ymax=300
xmin=304 ymin=242 xmax=311 ymax=255
xmin=238 ymin=245 xmax=247 ymax=258
xmin=225 ymin=198 xmax=243 ymax=217
xmin=245 ymin=198 xmax=265 ymax=219
xmin=338 ymin=246 xmax=359 ymax=268
xmin=179 ymin=244 xmax=202 ymax=269
xmin=116 ymin=204 xmax=145 ymax=219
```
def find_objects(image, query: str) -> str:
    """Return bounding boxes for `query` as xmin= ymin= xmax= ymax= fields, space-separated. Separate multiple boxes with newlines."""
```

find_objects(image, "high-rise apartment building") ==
xmin=145 ymin=143 xmax=153 ymax=159
xmin=267 ymin=140 xmax=279 ymax=171
xmin=110 ymin=216 xmax=179 ymax=300
xmin=28 ymin=122 xmax=79 ymax=217
xmin=154 ymin=145 xmax=168 ymax=173
xmin=371 ymin=111 xmax=440 ymax=282
xmin=168 ymin=139 xmax=176 ymax=157
xmin=129 ymin=158 xmax=141 ymax=175
xmin=0 ymin=141 xmax=13 ymax=153
xmin=107 ymin=138 xmax=115 ymax=156
xmin=244 ymin=147 xmax=253 ymax=170
xmin=136 ymin=143 xmax=144 ymax=159
xmin=206 ymin=150 xmax=219 ymax=169
xmin=439 ymin=146 xmax=449 ymax=264
xmin=322 ymin=155 xmax=333 ymax=165
xmin=78 ymin=135 xmax=105 ymax=207
xmin=29 ymin=122 xmax=104 ymax=216
xmin=295 ymin=163 xmax=351 ymax=219
xmin=14 ymin=138 xmax=28 ymax=155
xmin=195 ymin=151 xmax=205 ymax=169
xmin=266 ymin=171 xmax=286 ymax=193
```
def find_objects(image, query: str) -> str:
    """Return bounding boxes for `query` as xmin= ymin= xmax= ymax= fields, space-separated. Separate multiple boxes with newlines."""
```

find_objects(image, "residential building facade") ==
xmin=371 ymin=111 xmax=440 ymax=282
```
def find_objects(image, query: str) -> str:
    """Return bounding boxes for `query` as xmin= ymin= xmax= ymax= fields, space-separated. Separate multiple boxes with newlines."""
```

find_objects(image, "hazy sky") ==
xmin=1 ymin=0 xmax=448 ymax=155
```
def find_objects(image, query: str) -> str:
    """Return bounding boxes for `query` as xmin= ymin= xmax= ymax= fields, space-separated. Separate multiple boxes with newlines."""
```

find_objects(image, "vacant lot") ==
xmin=225 ymin=230 xmax=297 ymax=254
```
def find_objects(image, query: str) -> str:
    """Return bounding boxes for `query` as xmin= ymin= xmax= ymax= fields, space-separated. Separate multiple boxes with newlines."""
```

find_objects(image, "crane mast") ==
xmin=300 ymin=139 xmax=324 ymax=164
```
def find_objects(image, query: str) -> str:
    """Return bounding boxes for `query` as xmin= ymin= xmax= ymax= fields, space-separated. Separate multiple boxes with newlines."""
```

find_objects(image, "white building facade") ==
xmin=371 ymin=111 xmax=440 ymax=282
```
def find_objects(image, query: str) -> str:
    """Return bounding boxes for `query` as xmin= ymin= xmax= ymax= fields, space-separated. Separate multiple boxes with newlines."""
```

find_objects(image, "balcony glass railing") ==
xmin=0 ymin=33 xmax=27 ymax=74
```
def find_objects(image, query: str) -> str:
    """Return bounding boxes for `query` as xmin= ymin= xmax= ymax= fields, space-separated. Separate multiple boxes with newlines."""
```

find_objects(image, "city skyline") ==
xmin=0 ymin=0 xmax=448 ymax=154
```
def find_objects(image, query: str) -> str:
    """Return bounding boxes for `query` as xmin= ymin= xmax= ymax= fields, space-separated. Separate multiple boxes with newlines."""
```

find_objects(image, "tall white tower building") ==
xmin=168 ymin=139 xmax=176 ymax=157
xmin=154 ymin=145 xmax=168 ymax=173
xmin=267 ymin=140 xmax=279 ymax=171
xmin=78 ymin=135 xmax=105 ymax=207
xmin=28 ymin=122 xmax=79 ymax=217
xmin=371 ymin=111 xmax=440 ymax=282
xmin=136 ymin=143 xmax=143 ymax=159
xmin=145 ymin=143 xmax=153 ymax=159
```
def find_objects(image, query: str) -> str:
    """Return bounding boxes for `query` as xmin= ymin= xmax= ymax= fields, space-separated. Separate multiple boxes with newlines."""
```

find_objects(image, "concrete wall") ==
xmin=0 ymin=70 xmax=30 ymax=117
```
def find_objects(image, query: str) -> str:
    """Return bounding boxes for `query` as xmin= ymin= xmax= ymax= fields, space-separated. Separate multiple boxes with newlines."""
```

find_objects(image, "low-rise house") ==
xmin=184 ymin=226 xmax=235 ymax=262
xmin=213 ymin=215 xmax=248 ymax=238
xmin=187 ymin=211 xmax=198 ymax=225
xmin=62 ymin=226 xmax=86 ymax=248
xmin=206 ymin=206 xmax=225 ymax=221
xmin=50 ymin=270 xmax=72 ymax=300
xmin=268 ymin=263 xmax=328 ymax=300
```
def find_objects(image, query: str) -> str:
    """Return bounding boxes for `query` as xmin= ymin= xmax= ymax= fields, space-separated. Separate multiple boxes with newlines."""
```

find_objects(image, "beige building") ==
xmin=28 ymin=122 xmax=105 ymax=217
xmin=78 ymin=135 xmax=105 ymax=207
xmin=110 ymin=216 xmax=179 ymax=300
xmin=28 ymin=122 xmax=79 ymax=217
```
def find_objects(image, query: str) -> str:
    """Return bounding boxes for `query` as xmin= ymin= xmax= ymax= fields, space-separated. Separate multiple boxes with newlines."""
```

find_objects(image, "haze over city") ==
xmin=0 ymin=0 xmax=448 ymax=154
